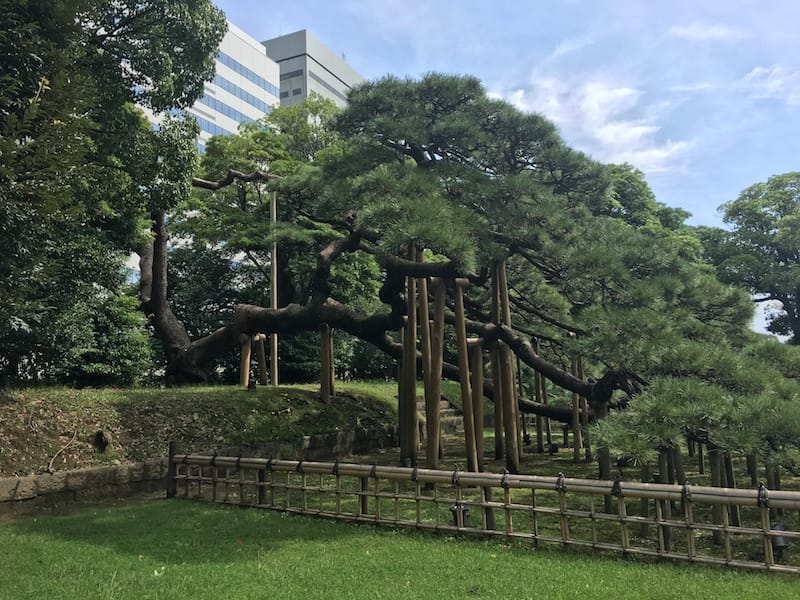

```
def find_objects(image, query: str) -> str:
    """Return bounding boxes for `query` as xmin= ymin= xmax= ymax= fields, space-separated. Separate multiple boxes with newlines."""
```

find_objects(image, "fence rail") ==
xmin=168 ymin=451 xmax=800 ymax=574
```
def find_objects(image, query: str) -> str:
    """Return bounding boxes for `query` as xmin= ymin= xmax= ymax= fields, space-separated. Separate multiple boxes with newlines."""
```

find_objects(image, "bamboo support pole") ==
xmin=429 ymin=278 xmax=446 ymax=465
xmin=254 ymin=334 xmax=268 ymax=385
xmin=499 ymin=342 xmax=520 ymax=473
xmin=468 ymin=339 xmax=485 ymax=469
xmin=576 ymin=354 xmax=591 ymax=462
xmin=534 ymin=365 xmax=544 ymax=453
xmin=570 ymin=353 xmax=583 ymax=463
xmin=418 ymin=260 xmax=436 ymax=468
xmin=328 ymin=326 xmax=335 ymax=398
xmin=454 ymin=279 xmax=479 ymax=473
xmin=270 ymin=191 xmax=279 ymax=386
xmin=239 ymin=334 xmax=252 ymax=388
xmin=492 ymin=347 xmax=504 ymax=459
xmin=320 ymin=324 xmax=332 ymax=403
xmin=497 ymin=261 xmax=522 ymax=461
xmin=400 ymin=244 xmax=419 ymax=466
xmin=490 ymin=264 xmax=504 ymax=460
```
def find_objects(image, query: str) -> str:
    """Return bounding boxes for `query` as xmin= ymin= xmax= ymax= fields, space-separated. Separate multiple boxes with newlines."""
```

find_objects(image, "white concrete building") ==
xmin=262 ymin=29 xmax=365 ymax=108
xmin=188 ymin=22 xmax=281 ymax=150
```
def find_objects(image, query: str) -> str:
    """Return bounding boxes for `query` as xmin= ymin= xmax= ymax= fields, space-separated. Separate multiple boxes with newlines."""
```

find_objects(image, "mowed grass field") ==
xmin=1 ymin=500 xmax=797 ymax=600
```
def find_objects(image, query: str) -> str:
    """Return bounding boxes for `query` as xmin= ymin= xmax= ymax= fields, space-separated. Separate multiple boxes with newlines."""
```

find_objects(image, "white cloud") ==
xmin=668 ymin=22 xmax=750 ymax=42
xmin=738 ymin=64 xmax=800 ymax=106
xmin=502 ymin=77 xmax=693 ymax=174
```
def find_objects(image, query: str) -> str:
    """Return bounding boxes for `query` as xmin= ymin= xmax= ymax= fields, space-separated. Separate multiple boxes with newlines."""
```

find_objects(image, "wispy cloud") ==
xmin=668 ymin=22 xmax=750 ymax=42
xmin=501 ymin=77 xmax=693 ymax=173
xmin=738 ymin=64 xmax=800 ymax=106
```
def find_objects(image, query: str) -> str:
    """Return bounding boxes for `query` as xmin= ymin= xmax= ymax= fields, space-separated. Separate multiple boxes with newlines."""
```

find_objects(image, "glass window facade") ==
xmin=217 ymin=52 xmax=280 ymax=98
xmin=196 ymin=95 xmax=257 ymax=126
xmin=212 ymin=75 xmax=274 ymax=114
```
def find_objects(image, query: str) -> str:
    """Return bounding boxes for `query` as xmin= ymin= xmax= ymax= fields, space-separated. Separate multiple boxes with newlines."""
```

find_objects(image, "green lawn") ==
xmin=1 ymin=500 xmax=796 ymax=599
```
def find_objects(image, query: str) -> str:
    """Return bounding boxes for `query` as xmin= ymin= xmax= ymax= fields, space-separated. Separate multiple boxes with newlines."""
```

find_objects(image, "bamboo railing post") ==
xmin=723 ymin=453 xmax=741 ymax=526
xmin=766 ymin=462 xmax=778 ymax=521
xmin=657 ymin=449 xmax=672 ymax=552
xmin=360 ymin=476 xmax=369 ymax=516
xmin=429 ymin=278 xmax=446 ymax=465
xmin=166 ymin=441 xmax=178 ymax=499
xmin=454 ymin=279 xmax=479 ymax=473
xmin=320 ymin=324 xmax=332 ymax=403
xmin=639 ymin=463 xmax=650 ymax=537
xmin=709 ymin=446 xmax=723 ymax=545
xmin=239 ymin=334 xmax=252 ymax=388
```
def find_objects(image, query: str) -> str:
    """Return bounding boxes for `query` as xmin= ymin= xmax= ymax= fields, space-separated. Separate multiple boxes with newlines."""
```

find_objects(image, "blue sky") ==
xmin=215 ymin=0 xmax=800 ymax=229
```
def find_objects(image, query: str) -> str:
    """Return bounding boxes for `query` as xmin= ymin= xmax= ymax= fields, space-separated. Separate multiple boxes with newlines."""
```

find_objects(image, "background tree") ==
xmin=700 ymin=172 xmax=800 ymax=343
xmin=0 ymin=0 xmax=226 ymax=385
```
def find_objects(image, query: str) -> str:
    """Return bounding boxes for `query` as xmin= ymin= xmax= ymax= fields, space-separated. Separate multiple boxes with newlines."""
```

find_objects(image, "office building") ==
xmin=189 ymin=22 xmax=281 ymax=150
xmin=263 ymin=29 xmax=365 ymax=108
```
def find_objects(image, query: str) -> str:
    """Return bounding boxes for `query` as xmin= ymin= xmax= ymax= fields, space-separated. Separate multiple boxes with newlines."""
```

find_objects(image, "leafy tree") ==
xmin=700 ymin=172 xmax=800 ymax=343
xmin=0 ymin=0 xmax=225 ymax=385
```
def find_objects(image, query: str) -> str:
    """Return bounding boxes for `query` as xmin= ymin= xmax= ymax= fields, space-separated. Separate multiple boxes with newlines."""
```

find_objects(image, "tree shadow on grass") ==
xmin=6 ymin=499 xmax=360 ymax=565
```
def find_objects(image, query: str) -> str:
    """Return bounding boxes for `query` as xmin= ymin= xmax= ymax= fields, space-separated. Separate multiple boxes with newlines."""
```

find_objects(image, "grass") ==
xmin=0 ymin=383 xmax=400 ymax=477
xmin=1 ymin=499 xmax=797 ymax=599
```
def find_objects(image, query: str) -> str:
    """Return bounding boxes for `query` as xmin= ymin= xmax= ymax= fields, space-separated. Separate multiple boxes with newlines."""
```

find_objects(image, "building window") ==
xmin=280 ymin=91 xmax=289 ymax=98
xmin=292 ymin=88 xmax=302 ymax=96
xmin=280 ymin=69 xmax=304 ymax=81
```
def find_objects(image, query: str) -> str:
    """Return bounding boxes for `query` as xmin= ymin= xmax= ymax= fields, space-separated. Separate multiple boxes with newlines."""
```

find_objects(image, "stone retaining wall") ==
xmin=0 ymin=458 xmax=168 ymax=517
xmin=0 ymin=426 xmax=398 ymax=515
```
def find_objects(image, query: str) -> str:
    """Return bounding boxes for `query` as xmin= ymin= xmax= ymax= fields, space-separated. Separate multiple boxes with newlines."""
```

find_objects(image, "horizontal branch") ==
xmin=192 ymin=169 xmax=277 ymax=191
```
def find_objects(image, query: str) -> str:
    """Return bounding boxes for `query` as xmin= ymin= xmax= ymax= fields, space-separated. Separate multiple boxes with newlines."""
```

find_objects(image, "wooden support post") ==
xmin=490 ymin=264 xmax=504 ymax=460
xmin=454 ymin=279 xmax=479 ymax=473
xmin=428 ymin=278 xmax=446 ymax=466
xmin=320 ymin=324 xmax=332 ymax=403
xmin=468 ymin=339 xmax=484 ymax=470
xmin=270 ymin=191 xmax=279 ymax=386
xmin=239 ymin=334 xmax=252 ymax=388
xmin=570 ymin=353 xmax=583 ymax=463
xmin=419 ymin=259 xmax=436 ymax=469
xmin=328 ymin=326 xmax=335 ymax=398
xmin=497 ymin=261 xmax=522 ymax=461
xmin=400 ymin=244 xmax=419 ymax=466
xmin=499 ymin=342 xmax=521 ymax=474
xmin=255 ymin=334 xmax=268 ymax=385
xmin=577 ymin=355 xmax=591 ymax=462
xmin=492 ymin=347 xmax=504 ymax=459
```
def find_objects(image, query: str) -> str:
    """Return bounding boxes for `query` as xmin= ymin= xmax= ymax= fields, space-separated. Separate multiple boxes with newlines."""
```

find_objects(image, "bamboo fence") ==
xmin=167 ymin=449 xmax=800 ymax=574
